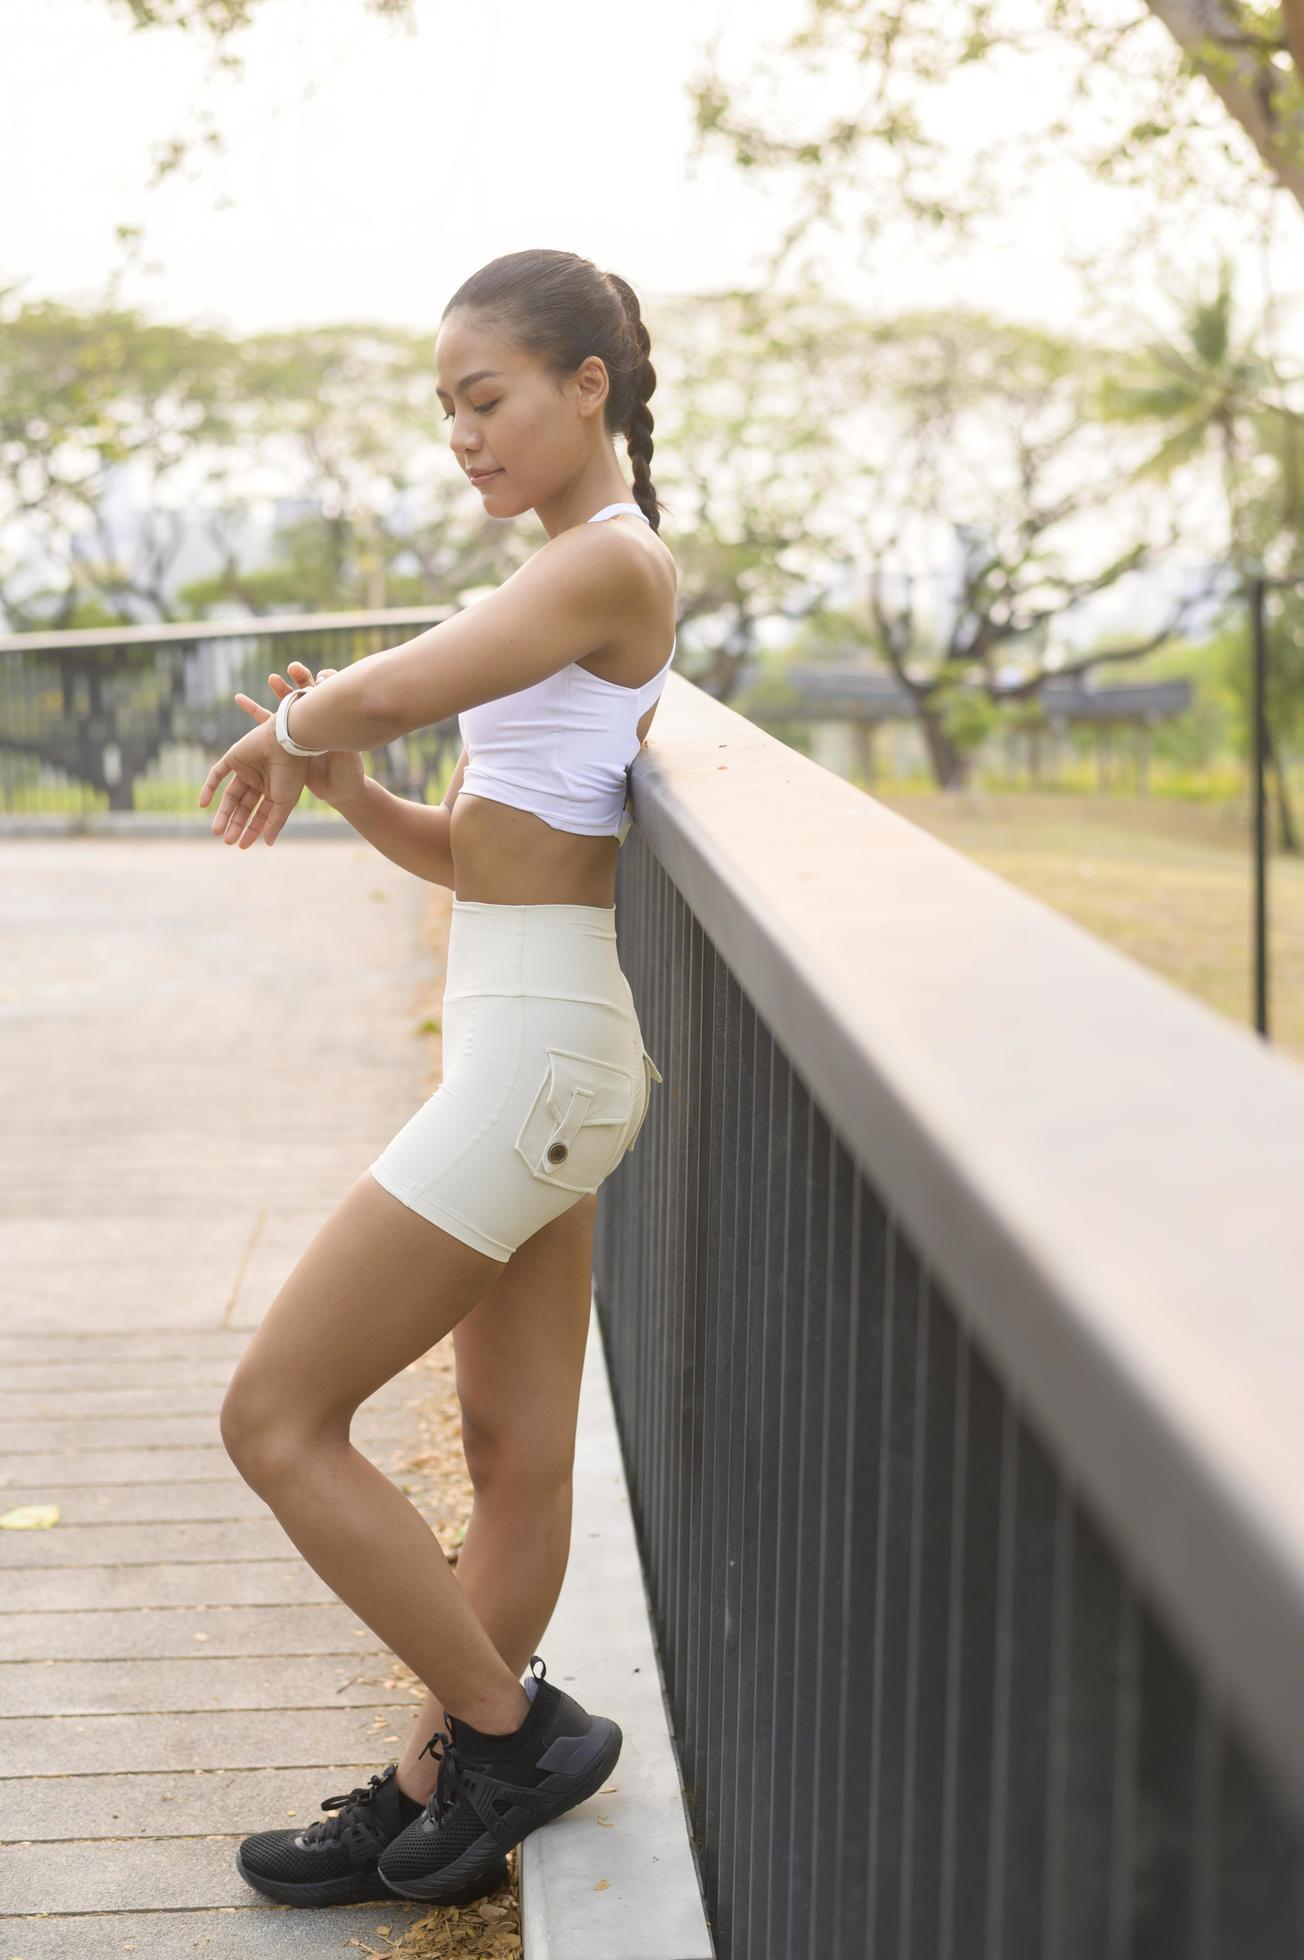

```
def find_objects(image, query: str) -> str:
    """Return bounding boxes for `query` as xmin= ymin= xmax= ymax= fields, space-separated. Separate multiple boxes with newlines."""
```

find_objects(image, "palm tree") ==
xmin=1090 ymin=255 xmax=1303 ymax=849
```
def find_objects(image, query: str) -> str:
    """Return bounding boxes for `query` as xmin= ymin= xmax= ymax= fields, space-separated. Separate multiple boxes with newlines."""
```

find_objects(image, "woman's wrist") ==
xmin=275 ymin=661 xmax=380 ymax=752
xmin=330 ymin=773 xmax=374 ymax=819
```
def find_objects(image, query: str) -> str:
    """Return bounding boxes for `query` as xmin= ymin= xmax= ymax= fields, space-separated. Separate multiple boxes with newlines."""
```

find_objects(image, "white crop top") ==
xmin=457 ymin=502 xmax=676 ymax=841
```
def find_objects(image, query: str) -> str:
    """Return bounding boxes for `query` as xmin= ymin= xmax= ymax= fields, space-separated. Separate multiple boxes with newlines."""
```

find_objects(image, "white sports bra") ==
xmin=457 ymin=502 xmax=676 ymax=841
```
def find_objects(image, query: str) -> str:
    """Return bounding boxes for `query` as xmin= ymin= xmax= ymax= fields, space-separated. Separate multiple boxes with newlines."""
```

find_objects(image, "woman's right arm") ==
xmin=334 ymin=747 xmax=467 ymax=887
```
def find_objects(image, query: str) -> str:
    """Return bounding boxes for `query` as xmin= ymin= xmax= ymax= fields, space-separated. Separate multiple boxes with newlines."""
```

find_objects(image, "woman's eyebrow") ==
xmin=435 ymin=369 xmax=504 ymax=401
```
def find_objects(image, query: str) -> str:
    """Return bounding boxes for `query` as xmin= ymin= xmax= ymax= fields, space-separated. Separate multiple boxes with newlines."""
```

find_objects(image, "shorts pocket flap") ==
xmin=514 ymin=1047 xmax=636 ymax=1192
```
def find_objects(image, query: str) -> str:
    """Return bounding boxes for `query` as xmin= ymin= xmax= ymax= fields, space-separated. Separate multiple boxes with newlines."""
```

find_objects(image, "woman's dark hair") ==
xmin=442 ymin=249 xmax=666 ymax=532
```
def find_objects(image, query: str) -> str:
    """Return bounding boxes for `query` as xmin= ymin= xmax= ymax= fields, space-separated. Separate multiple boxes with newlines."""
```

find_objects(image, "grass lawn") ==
xmin=868 ymin=787 xmax=1304 ymax=1073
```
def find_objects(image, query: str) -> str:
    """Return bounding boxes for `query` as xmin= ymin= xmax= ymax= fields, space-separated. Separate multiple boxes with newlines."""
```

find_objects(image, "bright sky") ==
xmin=6 ymin=0 xmax=1302 ymax=348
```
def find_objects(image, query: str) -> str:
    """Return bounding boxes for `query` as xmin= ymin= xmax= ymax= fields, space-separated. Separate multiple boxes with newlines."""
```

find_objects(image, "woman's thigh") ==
xmin=452 ymin=1192 xmax=598 ymax=1489
xmin=219 ymin=1170 xmax=504 ymax=1449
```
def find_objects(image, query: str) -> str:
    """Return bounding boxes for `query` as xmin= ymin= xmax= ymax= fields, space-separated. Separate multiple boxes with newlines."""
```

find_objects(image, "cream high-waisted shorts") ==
xmin=367 ymin=899 xmax=663 ymax=1262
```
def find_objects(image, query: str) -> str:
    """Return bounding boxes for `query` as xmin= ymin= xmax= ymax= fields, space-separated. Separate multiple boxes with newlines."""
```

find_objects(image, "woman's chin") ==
xmin=483 ymin=482 xmax=524 ymax=518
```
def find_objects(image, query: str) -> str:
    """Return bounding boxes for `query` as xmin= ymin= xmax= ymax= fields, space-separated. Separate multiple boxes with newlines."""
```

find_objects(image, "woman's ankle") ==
xmin=451 ymin=1682 xmax=532 ymax=1738
xmin=396 ymin=1763 xmax=433 ymax=1806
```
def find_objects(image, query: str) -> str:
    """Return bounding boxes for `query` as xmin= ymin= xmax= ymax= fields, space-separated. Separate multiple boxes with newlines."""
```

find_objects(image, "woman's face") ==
xmin=434 ymin=312 xmax=607 ymax=518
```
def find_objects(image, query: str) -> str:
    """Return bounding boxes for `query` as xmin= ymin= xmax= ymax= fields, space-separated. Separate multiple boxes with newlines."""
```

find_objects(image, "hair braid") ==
xmin=603 ymin=273 xmax=663 ymax=533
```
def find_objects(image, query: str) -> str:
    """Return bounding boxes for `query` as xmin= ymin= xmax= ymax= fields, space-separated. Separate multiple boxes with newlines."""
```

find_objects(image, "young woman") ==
xmin=197 ymin=249 xmax=677 ymax=1911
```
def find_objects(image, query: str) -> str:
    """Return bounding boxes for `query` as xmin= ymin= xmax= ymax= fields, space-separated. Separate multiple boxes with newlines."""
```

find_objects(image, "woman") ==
xmin=197 ymin=249 xmax=677 ymax=1911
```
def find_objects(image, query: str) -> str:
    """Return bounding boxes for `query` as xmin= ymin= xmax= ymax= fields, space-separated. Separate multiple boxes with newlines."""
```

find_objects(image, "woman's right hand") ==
xmin=233 ymin=661 xmax=368 ymax=811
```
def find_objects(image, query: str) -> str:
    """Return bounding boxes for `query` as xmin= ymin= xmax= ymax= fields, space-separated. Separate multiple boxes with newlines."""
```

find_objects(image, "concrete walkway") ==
xmin=0 ymin=835 xmax=465 ymax=1954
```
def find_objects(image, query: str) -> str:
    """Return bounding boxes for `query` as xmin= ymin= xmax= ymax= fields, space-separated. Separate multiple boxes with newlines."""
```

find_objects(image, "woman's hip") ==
xmin=444 ymin=897 xmax=633 ymax=1011
xmin=366 ymin=902 xmax=659 ymax=1261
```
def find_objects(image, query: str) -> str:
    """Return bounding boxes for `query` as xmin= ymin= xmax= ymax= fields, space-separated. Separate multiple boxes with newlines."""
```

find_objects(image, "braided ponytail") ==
xmin=603 ymin=272 xmax=662 ymax=532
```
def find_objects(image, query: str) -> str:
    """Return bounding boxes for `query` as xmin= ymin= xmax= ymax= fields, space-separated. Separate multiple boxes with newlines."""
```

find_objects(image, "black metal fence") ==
xmin=0 ymin=609 xmax=456 ymax=818
xmin=595 ymin=687 xmax=1304 ymax=1960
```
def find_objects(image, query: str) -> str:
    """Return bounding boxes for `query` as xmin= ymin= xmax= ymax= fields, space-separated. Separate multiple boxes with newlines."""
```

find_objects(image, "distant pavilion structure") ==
xmin=757 ymin=666 xmax=1194 ymax=792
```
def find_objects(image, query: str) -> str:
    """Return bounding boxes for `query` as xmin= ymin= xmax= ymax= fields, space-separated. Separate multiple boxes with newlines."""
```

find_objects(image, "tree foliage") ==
xmin=102 ymin=0 xmax=416 ymax=184
xmin=688 ymin=0 xmax=1304 ymax=308
xmin=0 ymin=292 xmax=520 ymax=631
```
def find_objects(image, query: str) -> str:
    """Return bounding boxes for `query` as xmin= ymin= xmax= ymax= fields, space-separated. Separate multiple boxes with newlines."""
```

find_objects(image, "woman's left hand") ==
xmin=198 ymin=716 xmax=311 ymax=848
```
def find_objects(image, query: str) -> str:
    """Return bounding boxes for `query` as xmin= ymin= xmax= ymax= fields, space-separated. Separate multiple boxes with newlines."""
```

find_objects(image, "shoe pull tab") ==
xmin=527 ymin=1654 xmax=547 ymax=1683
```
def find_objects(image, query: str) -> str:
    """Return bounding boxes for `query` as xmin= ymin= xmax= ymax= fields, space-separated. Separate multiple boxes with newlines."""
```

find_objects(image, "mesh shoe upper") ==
xmin=240 ymin=1762 xmax=419 ymax=1884
xmin=379 ymin=1654 xmax=618 ymax=1888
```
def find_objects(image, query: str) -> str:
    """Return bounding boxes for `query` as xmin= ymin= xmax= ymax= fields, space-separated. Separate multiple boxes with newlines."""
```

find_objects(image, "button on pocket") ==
xmin=623 ymin=1048 xmax=664 ymax=1157
xmin=514 ymin=1047 xmax=637 ymax=1194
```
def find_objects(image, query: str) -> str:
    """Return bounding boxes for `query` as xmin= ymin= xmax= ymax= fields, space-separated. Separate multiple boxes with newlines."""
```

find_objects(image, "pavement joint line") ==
xmin=220 ymin=1206 xmax=269 ymax=1328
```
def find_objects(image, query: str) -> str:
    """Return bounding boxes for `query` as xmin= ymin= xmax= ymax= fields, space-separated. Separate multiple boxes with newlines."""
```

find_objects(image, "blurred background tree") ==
xmin=102 ymin=0 xmax=416 ymax=184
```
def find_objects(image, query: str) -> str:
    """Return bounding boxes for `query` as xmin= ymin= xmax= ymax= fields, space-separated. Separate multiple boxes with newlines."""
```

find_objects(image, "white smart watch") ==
xmin=274 ymin=686 xmax=331 ymax=757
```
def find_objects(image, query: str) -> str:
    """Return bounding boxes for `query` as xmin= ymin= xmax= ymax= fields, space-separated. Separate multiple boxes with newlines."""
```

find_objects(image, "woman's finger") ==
xmin=210 ymin=780 xmax=250 ymax=835
xmin=198 ymin=755 xmax=233 ymax=809
xmin=231 ymin=788 xmax=276 ymax=849
xmin=203 ymin=750 xmax=257 ymax=831
xmin=219 ymin=782 xmax=261 ymax=845
xmin=234 ymin=692 xmax=271 ymax=723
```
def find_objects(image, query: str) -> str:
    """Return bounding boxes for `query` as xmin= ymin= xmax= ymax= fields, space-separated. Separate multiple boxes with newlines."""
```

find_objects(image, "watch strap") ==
xmin=274 ymin=687 xmax=330 ymax=757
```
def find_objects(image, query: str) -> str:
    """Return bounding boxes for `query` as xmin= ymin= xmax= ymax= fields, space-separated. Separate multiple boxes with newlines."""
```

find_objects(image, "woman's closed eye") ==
xmin=442 ymin=403 xmax=498 ymax=422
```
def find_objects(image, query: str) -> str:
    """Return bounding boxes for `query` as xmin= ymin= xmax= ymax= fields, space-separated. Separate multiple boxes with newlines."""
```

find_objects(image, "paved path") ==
xmin=0 ymin=835 xmax=462 ymax=1955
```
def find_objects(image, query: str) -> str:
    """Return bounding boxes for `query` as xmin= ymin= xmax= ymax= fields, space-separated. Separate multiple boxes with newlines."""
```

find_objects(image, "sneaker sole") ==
xmin=379 ymin=1716 xmax=623 ymax=1904
xmin=234 ymin=1843 xmax=509 ymax=1908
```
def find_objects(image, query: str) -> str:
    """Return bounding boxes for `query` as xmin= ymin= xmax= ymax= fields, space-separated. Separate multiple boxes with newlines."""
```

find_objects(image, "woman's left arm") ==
xmin=246 ymin=523 xmax=639 ymax=754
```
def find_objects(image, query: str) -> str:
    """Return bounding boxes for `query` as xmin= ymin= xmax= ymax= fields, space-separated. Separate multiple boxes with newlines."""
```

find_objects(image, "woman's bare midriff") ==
xmin=450 ymin=794 xmax=622 ymax=906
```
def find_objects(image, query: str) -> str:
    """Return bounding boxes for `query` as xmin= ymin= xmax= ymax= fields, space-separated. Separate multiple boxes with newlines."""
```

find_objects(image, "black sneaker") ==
xmin=235 ymin=1759 xmax=510 ymax=1907
xmin=378 ymin=1655 xmax=622 ymax=1905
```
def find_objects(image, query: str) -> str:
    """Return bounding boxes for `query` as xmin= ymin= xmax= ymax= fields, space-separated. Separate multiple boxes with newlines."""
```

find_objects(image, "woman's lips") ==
xmin=469 ymin=470 xmax=501 ymax=485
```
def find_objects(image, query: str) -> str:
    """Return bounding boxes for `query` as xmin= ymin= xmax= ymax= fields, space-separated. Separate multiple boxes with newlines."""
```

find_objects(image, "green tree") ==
xmin=0 ymin=296 xmax=525 ymax=630
xmin=103 ymin=0 xmax=415 ymax=184
xmin=1090 ymin=254 xmax=1302 ymax=559
xmin=1089 ymin=254 xmax=1304 ymax=844
xmin=0 ymin=284 xmax=241 ymax=630
xmin=689 ymin=0 xmax=1304 ymax=280
xmin=808 ymin=305 xmax=1223 ymax=789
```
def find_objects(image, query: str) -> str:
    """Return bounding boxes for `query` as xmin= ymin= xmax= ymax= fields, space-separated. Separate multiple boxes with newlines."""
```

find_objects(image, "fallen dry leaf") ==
xmin=0 ymin=1504 xmax=60 ymax=1530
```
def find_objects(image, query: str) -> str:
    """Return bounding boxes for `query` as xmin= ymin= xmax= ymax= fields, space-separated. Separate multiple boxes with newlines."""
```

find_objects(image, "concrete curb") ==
xmin=520 ymin=1304 xmax=715 ymax=1960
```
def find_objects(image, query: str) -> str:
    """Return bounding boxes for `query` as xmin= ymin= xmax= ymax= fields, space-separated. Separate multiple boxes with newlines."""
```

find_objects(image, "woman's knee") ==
xmin=459 ymin=1405 xmax=575 ymax=1498
xmin=219 ymin=1381 xmax=345 ymax=1484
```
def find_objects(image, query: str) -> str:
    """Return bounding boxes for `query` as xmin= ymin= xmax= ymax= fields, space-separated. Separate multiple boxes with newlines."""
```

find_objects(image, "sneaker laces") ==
xmin=300 ymin=1769 xmax=393 ymax=1846
xmin=413 ymin=1660 xmax=546 ymax=1830
xmin=417 ymin=1725 xmax=467 ymax=1825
